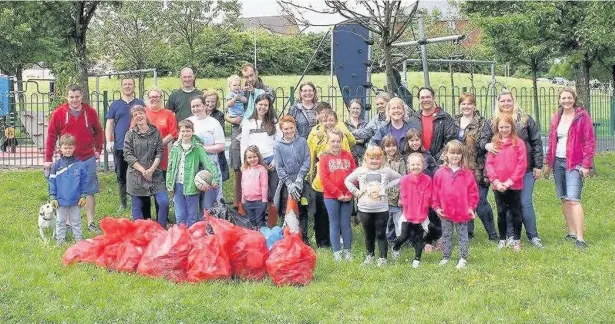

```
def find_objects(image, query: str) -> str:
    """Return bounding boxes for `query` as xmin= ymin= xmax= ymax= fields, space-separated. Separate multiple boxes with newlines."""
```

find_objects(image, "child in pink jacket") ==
xmin=393 ymin=153 xmax=432 ymax=268
xmin=485 ymin=115 xmax=528 ymax=252
xmin=433 ymin=140 xmax=478 ymax=269
xmin=241 ymin=145 xmax=269 ymax=228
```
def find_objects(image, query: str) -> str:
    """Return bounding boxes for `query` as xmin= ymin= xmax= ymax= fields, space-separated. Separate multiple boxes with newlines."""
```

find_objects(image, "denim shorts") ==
xmin=553 ymin=157 xmax=583 ymax=202
xmin=81 ymin=156 xmax=100 ymax=195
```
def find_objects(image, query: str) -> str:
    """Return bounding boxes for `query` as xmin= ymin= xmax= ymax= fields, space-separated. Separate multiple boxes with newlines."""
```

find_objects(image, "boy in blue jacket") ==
xmin=48 ymin=134 xmax=87 ymax=245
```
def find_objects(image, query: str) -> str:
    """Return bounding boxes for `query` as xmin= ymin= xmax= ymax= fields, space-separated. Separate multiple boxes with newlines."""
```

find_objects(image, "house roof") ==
xmin=239 ymin=15 xmax=300 ymax=35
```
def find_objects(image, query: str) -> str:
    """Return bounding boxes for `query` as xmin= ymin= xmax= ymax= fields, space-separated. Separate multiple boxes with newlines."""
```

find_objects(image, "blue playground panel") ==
xmin=333 ymin=23 xmax=370 ymax=114
xmin=0 ymin=76 xmax=9 ymax=116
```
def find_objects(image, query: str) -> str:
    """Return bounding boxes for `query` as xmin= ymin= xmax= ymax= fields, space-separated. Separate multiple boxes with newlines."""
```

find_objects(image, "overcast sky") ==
xmin=240 ymin=0 xmax=454 ymax=32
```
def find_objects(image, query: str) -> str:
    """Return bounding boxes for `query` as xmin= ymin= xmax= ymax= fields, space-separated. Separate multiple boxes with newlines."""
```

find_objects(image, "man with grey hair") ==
xmin=166 ymin=67 xmax=203 ymax=122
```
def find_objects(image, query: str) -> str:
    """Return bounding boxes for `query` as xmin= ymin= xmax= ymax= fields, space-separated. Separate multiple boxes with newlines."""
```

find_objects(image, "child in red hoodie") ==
xmin=433 ymin=140 xmax=479 ymax=269
xmin=485 ymin=115 xmax=528 ymax=252
xmin=393 ymin=153 xmax=432 ymax=268
xmin=319 ymin=128 xmax=357 ymax=262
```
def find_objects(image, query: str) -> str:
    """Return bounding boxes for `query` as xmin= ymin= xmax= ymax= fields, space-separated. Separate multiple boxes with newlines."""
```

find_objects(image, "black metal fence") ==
xmin=1 ymin=84 xmax=614 ymax=168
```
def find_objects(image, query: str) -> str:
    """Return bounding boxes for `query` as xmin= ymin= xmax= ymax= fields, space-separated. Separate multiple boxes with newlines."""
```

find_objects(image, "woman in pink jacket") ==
xmin=544 ymin=87 xmax=595 ymax=249
xmin=485 ymin=115 xmax=527 ymax=252
xmin=432 ymin=140 xmax=479 ymax=269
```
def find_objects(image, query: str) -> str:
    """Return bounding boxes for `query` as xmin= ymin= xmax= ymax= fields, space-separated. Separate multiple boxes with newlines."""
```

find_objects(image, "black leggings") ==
xmin=494 ymin=190 xmax=522 ymax=240
xmin=393 ymin=222 xmax=426 ymax=261
xmin=359 ymin=211 xmax=389 ymax=259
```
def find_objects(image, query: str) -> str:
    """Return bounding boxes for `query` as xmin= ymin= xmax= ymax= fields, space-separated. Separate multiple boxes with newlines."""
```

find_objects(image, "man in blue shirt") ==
xmin=105 ymin=78 xmax=144 ymax=212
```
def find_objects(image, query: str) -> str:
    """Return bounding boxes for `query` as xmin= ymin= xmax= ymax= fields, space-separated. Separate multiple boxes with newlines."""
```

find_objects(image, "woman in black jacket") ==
xmin=478 ymin=90 xmax=544 ymax=248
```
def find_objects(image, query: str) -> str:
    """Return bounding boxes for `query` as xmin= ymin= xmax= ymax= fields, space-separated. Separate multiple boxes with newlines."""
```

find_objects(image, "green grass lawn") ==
xmin=1 ymin=154 xmax=615 ymax=322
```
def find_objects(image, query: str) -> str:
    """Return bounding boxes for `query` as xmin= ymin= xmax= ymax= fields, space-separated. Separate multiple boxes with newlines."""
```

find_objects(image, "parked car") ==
xmin=552 ymin=77 xmax=568 ymax=85
xmin=536 ymin=77 xmax=551 ymax=83
xmin=590 ymin=79 xmax=601 ymax=88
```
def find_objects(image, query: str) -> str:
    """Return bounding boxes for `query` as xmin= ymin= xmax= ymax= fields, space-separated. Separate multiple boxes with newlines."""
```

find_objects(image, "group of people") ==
xmin=44 ymin=65 xmax=596 ymax=270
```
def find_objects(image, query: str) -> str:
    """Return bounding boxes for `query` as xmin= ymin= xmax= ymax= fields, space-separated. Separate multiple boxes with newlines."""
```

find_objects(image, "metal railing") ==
xmin=1 ymin=85 xmax=613 ymax=168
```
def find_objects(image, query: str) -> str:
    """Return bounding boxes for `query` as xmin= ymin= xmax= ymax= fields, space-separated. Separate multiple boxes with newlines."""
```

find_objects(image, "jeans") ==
xmin=244 ymin=200 xmax=267 ymax=228
xmin=313 ymin=191 xmax=331 ymax=247
xmin=200 ymin=188 xmax=219 ymax=220
xmin=324 ymin=198 xmax=353 ymax=252
xmin=469 ymin=184 xmax=497 ymax=238
xmin=553 ymin=157 xmax=583 ymax=201
xmin=173 ymin=183 xmax=200 ymax=227
xmin=132 ymin=192 xmax=169 ymax=227
xmin=506 ymin=171 xmax=539 ymax=240
xmin=359 ymin=211 xmax=388 ymax=259
xmin=56 ymin=206 xmax=82 ymax=242
xmin=495 ymin=190 xmax=522 ymax=240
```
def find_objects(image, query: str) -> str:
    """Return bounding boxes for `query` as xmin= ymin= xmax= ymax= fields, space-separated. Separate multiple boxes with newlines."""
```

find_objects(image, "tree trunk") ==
xmin=138 ymin=75 xmax=146 ymax=98
xmin=574 ymin=54 xmax=591 ymax=109
xmin=74 ymin=36 xmax=90 ymax=103
xmin=531 ymin=65 xmax=540 ymax=125
xmin=383 ymin=41 xmax=395 ymax=96
xmin=13 ymin=65 xmax=25 ymax=111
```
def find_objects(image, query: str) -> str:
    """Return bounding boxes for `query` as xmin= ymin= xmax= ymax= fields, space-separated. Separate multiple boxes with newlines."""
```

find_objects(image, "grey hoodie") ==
xmin=273 ymin=135 xmax=311 ymax=186
xmin=273 ymin=135 xmax=311 ymax=210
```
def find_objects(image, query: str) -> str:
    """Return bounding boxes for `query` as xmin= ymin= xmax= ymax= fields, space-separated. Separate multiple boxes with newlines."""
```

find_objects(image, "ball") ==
xmin=194 ymin=170 xmax=214 ymax=189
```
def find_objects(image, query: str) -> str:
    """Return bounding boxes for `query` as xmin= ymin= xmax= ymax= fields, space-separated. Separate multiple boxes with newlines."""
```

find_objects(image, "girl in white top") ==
xmin=187 ymin=95 xmax=225 ymax=209
xmin=240 ymin=93 xmax=281 ymax=216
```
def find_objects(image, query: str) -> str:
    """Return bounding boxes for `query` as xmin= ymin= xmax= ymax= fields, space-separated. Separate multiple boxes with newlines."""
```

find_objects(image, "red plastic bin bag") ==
xmin=188 ymin=221 xmax=209 ymax=240
xmin=100 ymin=217 xmax=135 ymax=242
xmin=137 ymin=225 xmax=194 ymax=281
xmin=131 ymin=219 xmax=165 ymax=247
xmin=206 ymin=212 xmax=239 ymax=253
xmin=229 ymin=227 xmax=269 ymax=280
xmin=266 ymin=228 xmax=316 ymax=286
xmin=95 ymin=242 xmax=122 ymax=268
xmin=114 ymin=241 xmax=144 ymax=273
xmin=186 ymin=235 xmax=231 ymax=282
xmin=62 ymin=236 xmax=107 ymax=266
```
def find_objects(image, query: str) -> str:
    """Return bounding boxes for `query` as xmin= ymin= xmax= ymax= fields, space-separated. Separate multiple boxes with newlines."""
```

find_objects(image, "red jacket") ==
xmin=45 ymin=103 xmax=104 ymax=162
xmin=399 ymin=173 xmax=432 ymax=224
xmin=485 ymin=138 xmax=527 ymax=190
xmin=319 ymin=150 xmax=356 ymax=199
xmin=432 ymin=167 xmax=478 ymax=223
xmin=545 ymin=107 xmax=596 ymax=171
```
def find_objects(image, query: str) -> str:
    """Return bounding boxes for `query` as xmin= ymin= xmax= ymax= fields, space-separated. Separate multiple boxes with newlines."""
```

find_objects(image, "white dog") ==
xmin=38 ymin=203 xmax=56 ymax=241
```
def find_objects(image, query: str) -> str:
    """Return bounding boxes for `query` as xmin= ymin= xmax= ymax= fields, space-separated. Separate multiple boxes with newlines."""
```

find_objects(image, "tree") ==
xmin=278 ymin=0 xmax=419 ymax=95
xmin=463 ymin=1 xmax=556 ymax=120
xmin=0 ymin=2 xmax=62 ymax=107
xmin=90 ymin=1 xmax=167 ymax=96
xmin=43 ymin=1 xmax=101 ymax=103
xmin=551 ymin=1 xmax=615 ymax=107
xmin=163 ymin=0 xmax=241 ymax=74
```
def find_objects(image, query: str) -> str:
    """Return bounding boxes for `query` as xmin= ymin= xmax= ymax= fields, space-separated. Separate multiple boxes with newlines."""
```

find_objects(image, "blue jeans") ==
xmin=553 ymin=157 xmax=583 ymax=201
xmin=81 ymin=156 xmax=99 ymax=195
xmin=506 ymin=171 xmax=539 ymax=240
xmin=174 ymin=183 xmax=200 ymax=227
xmin=199 ymin=188 xmax=219 ymax=220
xmin=244 ymin=201 xmax=267 ymax=228
xmin=469 ymin=184 xmax=497 ymax=238
xmin=132 ymin=192 xmax=169 ymax=227
xmin=324 ymin=198 xmax=353 ymax=252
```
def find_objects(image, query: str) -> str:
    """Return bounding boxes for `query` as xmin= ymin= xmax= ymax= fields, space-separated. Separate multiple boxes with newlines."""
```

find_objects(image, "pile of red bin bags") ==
xmin=62 ymin=213 xmax=317 ymax=286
